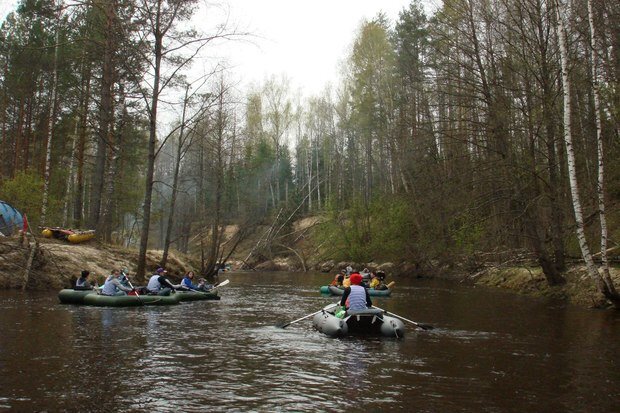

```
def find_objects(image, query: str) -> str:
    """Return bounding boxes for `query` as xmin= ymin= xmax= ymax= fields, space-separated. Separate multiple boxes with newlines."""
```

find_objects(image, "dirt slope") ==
xmin=0 ymin=236 xmax=197 ymax=290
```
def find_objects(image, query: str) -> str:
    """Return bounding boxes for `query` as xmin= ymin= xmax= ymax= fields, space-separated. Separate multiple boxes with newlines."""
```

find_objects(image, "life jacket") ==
xmin=346 ymin=285 xmax=367 ymax=310
xmin=330 ymin=274 xmax=344 ymax=286
xmin=147 ymin=275 xmax=162 ymax=293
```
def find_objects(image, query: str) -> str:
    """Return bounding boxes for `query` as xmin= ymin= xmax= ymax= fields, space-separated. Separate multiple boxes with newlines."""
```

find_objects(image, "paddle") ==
xmin=122 ymin=270 xmax=144 ymax=306
xmin=372 ymin=305 xmax=434 ymax=330
xmin=209 ymin=279 xmax=229 ymax=291
xmin=276 ymin=302 xmax=339 ymax=328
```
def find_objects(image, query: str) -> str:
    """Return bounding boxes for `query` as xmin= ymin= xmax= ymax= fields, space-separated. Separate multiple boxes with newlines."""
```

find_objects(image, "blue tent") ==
xmin=0 ymin=200 xmax=23 ymax=236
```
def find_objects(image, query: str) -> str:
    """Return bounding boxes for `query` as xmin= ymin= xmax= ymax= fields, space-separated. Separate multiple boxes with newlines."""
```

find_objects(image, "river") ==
xmin=0 ymin=271 xmax=618 ymax=412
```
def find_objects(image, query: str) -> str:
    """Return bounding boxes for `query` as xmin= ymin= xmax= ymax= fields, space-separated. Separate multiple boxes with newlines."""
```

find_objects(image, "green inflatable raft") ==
xmin=58 ymin=289 xmax=181 ymax=306
xmin=319 ymin=285 xmax=393 ymax=297
xmin=175 ymin=290 xmax=220 ymax=301
xmin=83 ymin=293 xmax=181 ymax=306
xmin=57 ymin=288 xmax=96 ymax=304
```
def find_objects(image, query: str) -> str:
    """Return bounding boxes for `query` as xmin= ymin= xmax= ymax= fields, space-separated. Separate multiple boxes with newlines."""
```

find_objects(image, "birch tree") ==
xmin=587 ymin=0 xmax=619 ymax=303
xmin=555 ymin=0 xmax=619 ymax=307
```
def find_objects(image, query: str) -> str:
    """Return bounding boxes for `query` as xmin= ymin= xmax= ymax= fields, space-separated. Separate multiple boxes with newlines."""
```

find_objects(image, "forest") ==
xmin=0 ymin=0 xmax=618 ymax=305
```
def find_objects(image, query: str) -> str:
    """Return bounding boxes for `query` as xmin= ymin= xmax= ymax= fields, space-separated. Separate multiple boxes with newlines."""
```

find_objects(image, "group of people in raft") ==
xmin=330 ymin=267 xmax=390 ymax=318
xmin=75 ymin=267 xmax=214 ymax=296
xmin=330 ymin=267 xmax=389 ymax=290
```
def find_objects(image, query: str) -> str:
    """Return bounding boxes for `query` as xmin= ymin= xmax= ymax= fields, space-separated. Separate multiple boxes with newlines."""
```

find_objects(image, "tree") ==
xmin=160 ymin=79 xmax=211 ymax=267
xmin=132 ymin=0 xmax=234 ymax=278
xmin=40 ymin=0 xmax=62 ymax=225
xmin=555 ymin=0 xmax=619 ymax=307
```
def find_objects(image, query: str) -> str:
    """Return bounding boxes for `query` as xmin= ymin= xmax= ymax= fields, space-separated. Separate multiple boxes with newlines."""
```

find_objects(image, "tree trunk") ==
xmin=40 ymin=6 xmax=61 ymax=226
xmin=99 ymin=86 xmax=126 ymax=242
xmin=587 ymin=0 xmax=618 ymax=300
xmin=555 ymin=0 xmax=619 ymax=307
xmin=161 ymin=86 xmax=190 ymax=268
xmin=137 ymin=9 xmax=163 ymax=279
xmin=62 ymin=118 xmax=79 ymax=227
xmin=89 ymin=0 xmax=115 ymax=229
xmin=74 ymin=55 xmax=91 ymax=227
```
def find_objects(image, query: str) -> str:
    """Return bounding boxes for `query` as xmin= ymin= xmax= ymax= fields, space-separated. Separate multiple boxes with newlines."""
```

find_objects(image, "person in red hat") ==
xmin=339 ymin=272 xmax=372 ymax=312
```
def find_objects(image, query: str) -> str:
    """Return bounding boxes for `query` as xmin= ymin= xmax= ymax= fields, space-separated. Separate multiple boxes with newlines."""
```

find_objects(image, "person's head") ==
xmin=156 ymin=267 xmax=167 ymax=275
xmin=350 ymin=273 xmax=363 ymax=285
xmin=111 ymin=269 xmax=120 ymax=277
xmin=80 ymin=270 xmax=90 ymax=278
xmin=370 ymin=272 xmax=376 ymax=278
xmin=340 ymin=269 xmax=346 ymax=274
xmin=186 ymin=271 xmax=195 ymax=279
xmin=377 ymin=271 xmax=386 ymax=280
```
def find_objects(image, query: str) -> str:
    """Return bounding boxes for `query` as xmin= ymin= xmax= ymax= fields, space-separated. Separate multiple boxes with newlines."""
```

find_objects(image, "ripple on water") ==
xmin=0 ymin=275 xmax=619 ymax=412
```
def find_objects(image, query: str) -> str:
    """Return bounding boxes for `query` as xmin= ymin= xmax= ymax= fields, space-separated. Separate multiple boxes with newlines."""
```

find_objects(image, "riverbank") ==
xmin=0 ymin=236 xmax=198 ymax=290
xmin=471 ymin=265 xmax=620 ymax=309
xmin=255 ymin=256 xmax=619 ymax=309
xmin=1 ymin=235 xmax=618 ymax=309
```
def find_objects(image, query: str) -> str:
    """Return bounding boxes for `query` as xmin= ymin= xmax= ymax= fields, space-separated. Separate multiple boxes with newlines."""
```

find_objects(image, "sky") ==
xmin=202 ymin=0 xmax=426 ymax=97
xmin=0 ymin=0 xmax=436 ymax=98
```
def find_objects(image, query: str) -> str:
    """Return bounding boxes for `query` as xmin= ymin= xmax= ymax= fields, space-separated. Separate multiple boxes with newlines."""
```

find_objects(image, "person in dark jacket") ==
xmin=75 ymin=270 xmax=93 ymax=289
xmin=146 ymin=267 xmax=181 ymax=296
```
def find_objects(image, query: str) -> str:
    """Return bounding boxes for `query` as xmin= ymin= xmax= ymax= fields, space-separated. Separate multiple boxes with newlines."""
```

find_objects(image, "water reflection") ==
xmin=0 ymin=275 xmax=619 ymax=412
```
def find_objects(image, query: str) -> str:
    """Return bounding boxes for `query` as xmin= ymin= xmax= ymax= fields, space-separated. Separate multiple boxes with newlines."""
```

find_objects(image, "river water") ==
xmin=0 ymin=271 xmax=618 ymax=412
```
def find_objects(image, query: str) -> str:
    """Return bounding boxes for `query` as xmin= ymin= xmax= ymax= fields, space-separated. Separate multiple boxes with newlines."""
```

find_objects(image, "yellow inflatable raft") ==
xmin=67 ymin=230 xmax=96 ymax=243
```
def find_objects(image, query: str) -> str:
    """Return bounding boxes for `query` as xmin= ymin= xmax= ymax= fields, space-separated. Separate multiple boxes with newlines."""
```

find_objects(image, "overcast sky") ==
xmin=206 ymin=0 xmax=424 ymax=97
xmin=1 ymin=1 xmax=438 ymax=98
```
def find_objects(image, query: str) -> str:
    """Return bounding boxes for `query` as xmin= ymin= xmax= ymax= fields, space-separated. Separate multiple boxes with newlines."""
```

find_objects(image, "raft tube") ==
xmin=58 ymin=288 xmax=97 ymax=304
xmin=319 ymin=285 xmax=392 ymax=297
xmin=176 ymin=290 xmax=220 ymax=301
xmin=67 ymin=230 xmax=96 ymax=244
xmin=81 ymin=292 xmax=181 ymax=307
xmin=312 ymin=304 xmax=405 ymax=338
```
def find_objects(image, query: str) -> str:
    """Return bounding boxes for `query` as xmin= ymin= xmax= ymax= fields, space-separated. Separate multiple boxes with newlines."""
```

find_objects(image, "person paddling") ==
xmin=147 ymin=267 xmax=181 ymax=296
xmin=340 ymin=272 xmax=372 ymax=311
xmin=101 ymin=269 xmax=133 ymax=296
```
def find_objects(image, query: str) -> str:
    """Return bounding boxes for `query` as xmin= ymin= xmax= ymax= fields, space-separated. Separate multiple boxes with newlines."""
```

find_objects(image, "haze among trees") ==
xmin=0 ymin=0 xmax=618 ymax=306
